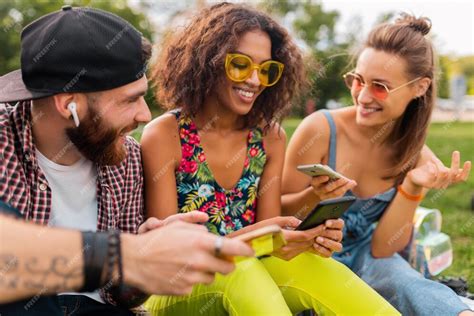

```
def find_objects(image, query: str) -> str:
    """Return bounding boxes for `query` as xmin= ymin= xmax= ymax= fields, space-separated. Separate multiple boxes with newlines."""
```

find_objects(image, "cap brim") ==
xmin=0 ymin=69 xmax=54 ymax=103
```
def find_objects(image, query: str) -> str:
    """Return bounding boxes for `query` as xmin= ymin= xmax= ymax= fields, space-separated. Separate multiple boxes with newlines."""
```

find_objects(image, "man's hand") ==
xmin=138 ymin=211 xmax=209 ymax=234
xmin=122 ymin=221 xmax=254 ymax=296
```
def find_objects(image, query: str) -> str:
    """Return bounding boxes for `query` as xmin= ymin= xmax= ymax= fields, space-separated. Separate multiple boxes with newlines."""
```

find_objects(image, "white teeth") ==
xmin=236 ymin=88 xmax=255 ymax=98
xmin=360 ymin=106 xmax=381 ymax=113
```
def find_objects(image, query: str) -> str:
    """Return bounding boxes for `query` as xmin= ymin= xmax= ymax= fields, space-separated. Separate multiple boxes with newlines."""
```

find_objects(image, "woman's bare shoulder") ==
xmin=141 ymin=112 xmax=180 ymax=152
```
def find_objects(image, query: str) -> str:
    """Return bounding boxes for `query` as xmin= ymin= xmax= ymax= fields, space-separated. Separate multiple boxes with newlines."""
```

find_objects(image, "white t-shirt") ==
xmin=36 ymin=149 xmax=103 ymax=303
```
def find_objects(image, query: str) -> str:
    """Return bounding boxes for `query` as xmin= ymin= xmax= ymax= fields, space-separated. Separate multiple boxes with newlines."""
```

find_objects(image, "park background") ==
xmin=1 ymin=0 xmax=473 ymax=291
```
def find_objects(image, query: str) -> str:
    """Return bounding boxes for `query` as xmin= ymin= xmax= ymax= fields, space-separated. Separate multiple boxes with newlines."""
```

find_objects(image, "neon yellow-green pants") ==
xmin=144 ymin=252 xmax=400 ymax=315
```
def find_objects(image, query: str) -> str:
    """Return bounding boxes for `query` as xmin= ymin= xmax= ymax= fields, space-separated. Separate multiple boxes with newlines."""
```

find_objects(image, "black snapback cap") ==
xmin=0 ymin=5 xmax=146 ymax=103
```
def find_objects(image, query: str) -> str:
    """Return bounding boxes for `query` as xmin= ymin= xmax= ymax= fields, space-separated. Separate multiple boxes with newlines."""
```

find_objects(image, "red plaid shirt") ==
xmin=0 ymin=101 xmax=144 ymax=233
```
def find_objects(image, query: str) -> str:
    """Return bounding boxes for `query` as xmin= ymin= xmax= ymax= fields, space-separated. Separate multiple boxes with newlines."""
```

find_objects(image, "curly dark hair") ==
xmin=151 ymin=2 xmax=308 ymax=130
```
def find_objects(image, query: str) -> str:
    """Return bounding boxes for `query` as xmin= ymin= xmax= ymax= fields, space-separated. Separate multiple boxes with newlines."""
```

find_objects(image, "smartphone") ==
xmin=296 ymin=196 xmax=356 ymax=231
xmin=233 ymin=225 xmax=286 ymax=258
xmin=297 ymin=164 xmax=344 ymax=180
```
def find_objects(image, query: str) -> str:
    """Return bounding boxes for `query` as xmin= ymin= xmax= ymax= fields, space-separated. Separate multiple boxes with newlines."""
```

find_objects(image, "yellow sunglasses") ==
xmin=225 ymin=53 xmax=284 ymax=87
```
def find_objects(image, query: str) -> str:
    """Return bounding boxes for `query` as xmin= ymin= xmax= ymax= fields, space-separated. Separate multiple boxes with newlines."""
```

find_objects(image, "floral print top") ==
xmin=172 ymin=110 xmax=267 ymax=236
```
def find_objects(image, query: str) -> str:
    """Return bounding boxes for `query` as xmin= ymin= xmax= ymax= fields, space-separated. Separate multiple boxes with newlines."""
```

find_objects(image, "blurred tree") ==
xmin=0 ymin=0 xmax=158 ymax=111
xmin=438 ymin=55 xmax=450 ymax=99
xmin=458 ymin=56 xmax=474 ymax=95
xmin=0 ymin=0 xmax=154 ymax=74
xmin=438 ymin=55 xmax=474 ymax=98
xmin=375 ymin=11 xmax=394 ymax=24
xmin=260 ymin=0 xmax=356 ymax=116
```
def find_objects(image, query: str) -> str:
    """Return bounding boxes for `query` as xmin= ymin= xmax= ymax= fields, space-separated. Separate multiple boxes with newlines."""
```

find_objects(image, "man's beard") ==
xmin=66 ymin=103 xmax=136 ymax=166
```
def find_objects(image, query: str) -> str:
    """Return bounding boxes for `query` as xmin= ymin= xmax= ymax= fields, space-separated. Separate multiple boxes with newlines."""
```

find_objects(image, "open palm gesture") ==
xmin=407 ymin=151 xmax=471 ymax=189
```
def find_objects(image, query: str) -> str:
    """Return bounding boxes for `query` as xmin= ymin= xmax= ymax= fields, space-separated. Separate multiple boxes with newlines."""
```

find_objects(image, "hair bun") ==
xmin=396 ymin=13 xmax=431 ymax=36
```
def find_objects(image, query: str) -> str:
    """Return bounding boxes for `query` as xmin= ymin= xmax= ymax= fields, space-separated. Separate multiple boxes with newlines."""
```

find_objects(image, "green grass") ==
xmin=422 ymin=122 xmax=474 ymax=291
xmin=282 ymin=118 xmax=302 ymax=140
xmin=283 ymin=119 xmax=474 ymax=290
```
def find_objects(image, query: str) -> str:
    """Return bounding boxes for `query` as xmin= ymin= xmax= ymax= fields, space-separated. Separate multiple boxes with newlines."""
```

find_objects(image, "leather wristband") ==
xmin=81 ymin=231 xmax=108 ymax=292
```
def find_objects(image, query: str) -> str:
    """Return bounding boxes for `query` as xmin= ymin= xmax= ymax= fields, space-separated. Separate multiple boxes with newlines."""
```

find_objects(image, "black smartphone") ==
xmin=296 ymin=196 xmax=356 ymax=230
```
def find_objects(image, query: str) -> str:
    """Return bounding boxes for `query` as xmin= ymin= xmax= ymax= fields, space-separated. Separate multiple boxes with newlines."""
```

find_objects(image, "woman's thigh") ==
xmin=144 ymin=257 xmax=292 ymax=316
xmin=262 ymin=252 xmax=400 ymax=315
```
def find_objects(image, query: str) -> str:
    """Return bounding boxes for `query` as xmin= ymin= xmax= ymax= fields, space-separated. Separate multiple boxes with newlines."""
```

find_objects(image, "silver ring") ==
xmin=214 ymin=237 xmax=224 ymax=257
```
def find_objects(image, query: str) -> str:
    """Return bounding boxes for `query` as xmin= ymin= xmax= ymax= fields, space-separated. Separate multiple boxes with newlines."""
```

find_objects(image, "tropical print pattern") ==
xmin=172 ymin=110 xmax=267 ymax=236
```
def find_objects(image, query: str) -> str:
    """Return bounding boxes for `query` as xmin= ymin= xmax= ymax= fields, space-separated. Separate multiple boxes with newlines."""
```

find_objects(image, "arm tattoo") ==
xmin=0 ymin=253 xmax=82 ymax=292
xmin=0 ymin=254 xmax=19 ymax=289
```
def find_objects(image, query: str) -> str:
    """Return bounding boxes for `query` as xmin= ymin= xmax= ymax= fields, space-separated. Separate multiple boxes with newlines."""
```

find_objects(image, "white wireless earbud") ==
xmin=67 ymin=102 xmax=80 ymax=127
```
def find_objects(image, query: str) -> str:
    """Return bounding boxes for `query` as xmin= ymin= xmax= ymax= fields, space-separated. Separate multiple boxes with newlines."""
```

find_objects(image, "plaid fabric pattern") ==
xmin=0 ymin=101 xmax=144 ymax=233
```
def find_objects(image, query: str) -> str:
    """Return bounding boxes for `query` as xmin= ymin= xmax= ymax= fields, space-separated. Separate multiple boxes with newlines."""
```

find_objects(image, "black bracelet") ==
xmin=111 ymin=284 xmax=150 ymax=308
xmin=81 ymin=231 xmax=108 ymax=292
xmin=109 ymin=231 xmax=150 ymax=308
xmin=106 ymin=230 xmax=122 ymax=286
